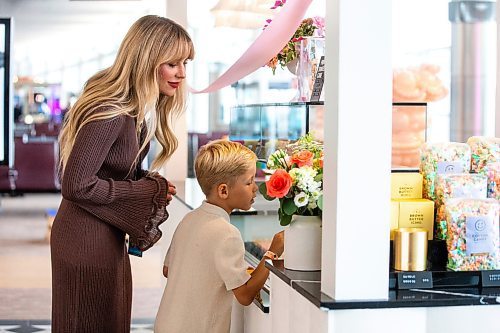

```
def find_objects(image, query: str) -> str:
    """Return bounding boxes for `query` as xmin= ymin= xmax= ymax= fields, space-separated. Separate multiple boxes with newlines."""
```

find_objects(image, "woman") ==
xmin=51 ymin=15 xmax=194 ymax=332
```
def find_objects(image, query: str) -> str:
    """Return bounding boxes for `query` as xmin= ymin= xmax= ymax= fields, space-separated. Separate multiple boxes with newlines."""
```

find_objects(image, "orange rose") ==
xmin=317 ymin=158 xmax=323 ymax=168
xmin=266 ymin=169 xmax=292 ymax=198
xmin=290 ymin=150 xmax=314 ymax=167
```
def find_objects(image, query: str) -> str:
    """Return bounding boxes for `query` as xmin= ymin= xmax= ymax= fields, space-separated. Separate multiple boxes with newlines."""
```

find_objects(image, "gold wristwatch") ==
xmin=264 ymin=250 xmax=278 ymax=260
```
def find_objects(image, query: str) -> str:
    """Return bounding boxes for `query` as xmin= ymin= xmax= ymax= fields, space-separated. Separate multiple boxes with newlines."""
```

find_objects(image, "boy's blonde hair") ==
xmin=195 ymin=139 xmax=257 ymax=195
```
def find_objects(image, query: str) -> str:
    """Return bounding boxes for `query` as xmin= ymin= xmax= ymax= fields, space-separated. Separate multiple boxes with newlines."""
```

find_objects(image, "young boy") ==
xmin=154 ymin=139 xmax=284 ymax=333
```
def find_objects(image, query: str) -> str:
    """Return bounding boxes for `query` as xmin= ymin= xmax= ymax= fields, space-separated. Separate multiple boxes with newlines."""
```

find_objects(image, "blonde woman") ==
xmin=50 ymin=15 xmax=194 ymax=332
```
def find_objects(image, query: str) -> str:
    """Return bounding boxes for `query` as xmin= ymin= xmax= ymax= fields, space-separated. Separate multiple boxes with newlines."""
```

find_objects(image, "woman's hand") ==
xmin=166 ymin=181 xmax=176 ymax=205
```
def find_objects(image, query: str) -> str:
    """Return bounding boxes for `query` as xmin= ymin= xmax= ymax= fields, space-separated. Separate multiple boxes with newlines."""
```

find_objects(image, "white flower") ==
xmin=310 ymin=190 xmax=321 ymax=200
xmin=307 ymin=180 xmax=321 ymax=193
xmin=267 ymin=149 xmax=288 ymax=170
xmin=307 ymin=201 xmax=317 ymax=209
xmin=290 ymin=166 xmax=318 ymax=193
xmin=294 ymin=192 xmax=309 ymax=207
xmin=266 ymin=157 xmax=275 ymax=169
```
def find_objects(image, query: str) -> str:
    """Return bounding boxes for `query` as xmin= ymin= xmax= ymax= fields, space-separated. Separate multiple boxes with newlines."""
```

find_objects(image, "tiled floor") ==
xmin=0 ymin=320 xmax=154 ymax=333
xmin=0 ymin=193 xmax=171 ymax=329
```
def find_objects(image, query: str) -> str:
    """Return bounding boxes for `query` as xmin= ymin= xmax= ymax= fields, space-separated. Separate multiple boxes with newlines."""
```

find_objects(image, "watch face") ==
xmin=264 ymin=251 xmax=277 ymax=260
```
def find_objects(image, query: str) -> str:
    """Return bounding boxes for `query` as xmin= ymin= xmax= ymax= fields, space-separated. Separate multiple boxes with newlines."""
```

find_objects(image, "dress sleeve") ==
xmin=61 ymin=115 xmax=168 ymax=251
xmin=135 ymin=123 xmax=151 ymax=179
xmin=214 ymin=230 xmax=251 ymax=291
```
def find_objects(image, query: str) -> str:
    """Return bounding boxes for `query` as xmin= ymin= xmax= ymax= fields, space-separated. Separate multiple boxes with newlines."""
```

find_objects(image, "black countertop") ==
xmin=266 ymin=260 xmax=500 ymax=310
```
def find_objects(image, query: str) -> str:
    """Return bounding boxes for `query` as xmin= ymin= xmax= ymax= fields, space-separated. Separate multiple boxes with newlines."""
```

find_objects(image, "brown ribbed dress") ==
xmin=50 ymin=114 xmax=168 ymax=333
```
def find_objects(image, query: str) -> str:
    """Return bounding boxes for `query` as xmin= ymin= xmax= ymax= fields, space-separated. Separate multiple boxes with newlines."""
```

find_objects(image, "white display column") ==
xmin=322 ymin=0 xmax=393 ymax=300
xmin=163 ymin=0 xmax=188 ymax=181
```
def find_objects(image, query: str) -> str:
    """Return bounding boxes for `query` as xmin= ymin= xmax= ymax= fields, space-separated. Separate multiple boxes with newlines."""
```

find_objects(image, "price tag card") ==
xmin=397 ymin=271 xmax=433 ymax=289
xmin=481 ymin=270 xmax=500 ymax=287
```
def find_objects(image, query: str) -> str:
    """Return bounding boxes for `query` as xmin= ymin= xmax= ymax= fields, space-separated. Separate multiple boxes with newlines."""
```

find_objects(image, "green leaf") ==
xmin=317 ymin=194 xmax=323 ymax=211
xmin=314 ymin=173 xmax=323 ymax=182
xmin=280 ymin=213 xmax=292 ymax=226
xmin=282 ymin=198 xmax=297 ymax=215
xmin=258 ymin=182 xmax=274 ymax=201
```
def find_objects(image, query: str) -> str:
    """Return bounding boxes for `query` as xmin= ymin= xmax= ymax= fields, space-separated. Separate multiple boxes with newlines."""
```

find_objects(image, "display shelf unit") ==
xmin=389 ymin=239 xmax=500 ymax=289
xmin=229 ymin=102 xmax=324 ymax=159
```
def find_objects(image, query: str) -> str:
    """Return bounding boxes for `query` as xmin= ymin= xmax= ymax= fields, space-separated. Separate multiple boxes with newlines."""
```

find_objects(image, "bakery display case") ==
xmin=229 ymin=102 xmax=324 ymax=160
xmin=228 ymin=101 xmax=325 ymax=261
xmin=230 ymin=101 xmax=427 ymax=170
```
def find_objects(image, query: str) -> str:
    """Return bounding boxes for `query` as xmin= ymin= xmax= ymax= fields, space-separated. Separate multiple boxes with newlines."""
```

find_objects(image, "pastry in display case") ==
xmin=391 ymin=102 xmax=427 ymax=169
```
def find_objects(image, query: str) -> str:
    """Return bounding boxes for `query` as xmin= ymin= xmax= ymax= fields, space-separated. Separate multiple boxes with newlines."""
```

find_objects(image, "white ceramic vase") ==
xmin=284 ymin=215 xmax=322 ymax=271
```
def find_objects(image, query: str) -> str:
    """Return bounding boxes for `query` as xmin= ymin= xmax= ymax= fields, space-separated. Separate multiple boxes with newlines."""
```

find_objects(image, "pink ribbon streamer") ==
xmin=190 ymin=0 xmax=313 ymax=94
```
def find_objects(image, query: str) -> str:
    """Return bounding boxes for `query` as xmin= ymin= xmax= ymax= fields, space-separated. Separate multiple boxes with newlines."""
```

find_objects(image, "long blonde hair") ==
xmin=59 ymin=15 xmax=195 ymax=173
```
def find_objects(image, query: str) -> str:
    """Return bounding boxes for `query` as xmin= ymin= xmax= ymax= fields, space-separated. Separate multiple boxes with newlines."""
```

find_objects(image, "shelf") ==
xmin=389 ymin=240 xmax=500 ymax=289
xmin=233 ymin=101 xmax=324 ymax=108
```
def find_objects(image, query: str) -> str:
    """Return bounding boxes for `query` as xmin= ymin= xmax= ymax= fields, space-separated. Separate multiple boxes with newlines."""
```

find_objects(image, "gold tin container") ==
xmin=393 ymin=228 xmax=428 ymax=271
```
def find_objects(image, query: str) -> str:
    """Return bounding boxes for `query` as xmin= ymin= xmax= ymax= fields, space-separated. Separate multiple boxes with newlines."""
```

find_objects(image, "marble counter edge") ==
xmin=265 ymin=261 xmax=500 ymax=310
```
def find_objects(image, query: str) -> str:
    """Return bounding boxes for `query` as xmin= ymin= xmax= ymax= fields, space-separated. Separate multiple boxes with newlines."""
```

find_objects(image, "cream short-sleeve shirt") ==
xmin=155 ymin=201 xmax=251 ymax=333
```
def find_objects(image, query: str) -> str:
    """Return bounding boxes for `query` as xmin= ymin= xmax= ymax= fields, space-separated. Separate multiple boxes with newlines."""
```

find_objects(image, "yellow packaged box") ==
xmin=396 ymin=199 xmax=435 ymax=240
xmin=391 ymin=172 xmax=423 ymax=199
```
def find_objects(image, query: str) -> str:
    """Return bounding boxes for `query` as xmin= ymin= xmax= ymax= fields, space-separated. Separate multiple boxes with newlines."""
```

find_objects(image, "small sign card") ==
xmin=310 ymin=56 xmax=325 ymax=102
xmin=397 ymin=271 xmax=433 ymax=289
xmin=481 ymin=270 xmax=500 ymax=287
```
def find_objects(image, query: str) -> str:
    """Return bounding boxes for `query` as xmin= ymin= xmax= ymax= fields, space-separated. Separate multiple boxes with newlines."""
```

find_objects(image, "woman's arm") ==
xmin=61 ymin=116 xmax=168 ymax=249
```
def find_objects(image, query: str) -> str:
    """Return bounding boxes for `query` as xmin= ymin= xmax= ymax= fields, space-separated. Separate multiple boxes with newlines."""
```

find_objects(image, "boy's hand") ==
xmin=163 ymin=266 xmax=169 ymax=278
xmin=269 ymin=231 xmax=284 ymax=257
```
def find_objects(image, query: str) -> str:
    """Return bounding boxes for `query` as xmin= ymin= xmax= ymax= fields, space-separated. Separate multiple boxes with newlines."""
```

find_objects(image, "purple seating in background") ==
xmin=0 ymin=121 xmax=62 ymax=193
xmin=12 ymin=137 xmax=60 ymax=192
xmin=187 ymin=131 xmax=229 ymax=178
xmin=34 ymin=122 xmax=61 ymax=137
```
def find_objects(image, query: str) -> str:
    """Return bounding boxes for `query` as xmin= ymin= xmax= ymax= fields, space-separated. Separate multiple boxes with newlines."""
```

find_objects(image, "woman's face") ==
xmin=158 ymin=60 xmax=188 ymax=96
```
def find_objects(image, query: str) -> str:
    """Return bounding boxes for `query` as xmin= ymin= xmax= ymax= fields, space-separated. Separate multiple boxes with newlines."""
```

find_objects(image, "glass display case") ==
xmin=228 ymin=101 xmax=429 ymax=263
xmin=229 ymin=102 xmax=324 ymax=160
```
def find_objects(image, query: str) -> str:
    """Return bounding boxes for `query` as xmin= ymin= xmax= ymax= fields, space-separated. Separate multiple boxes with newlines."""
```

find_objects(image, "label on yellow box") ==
xmin=391 ymin=173 xmax=423 ymax=199
xmin=397 ymin=199 xmax=435 ymax=240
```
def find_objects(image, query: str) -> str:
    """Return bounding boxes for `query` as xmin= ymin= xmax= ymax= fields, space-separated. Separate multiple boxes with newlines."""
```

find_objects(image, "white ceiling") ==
xmin=0 ymin=0 xmax=166 ymax=65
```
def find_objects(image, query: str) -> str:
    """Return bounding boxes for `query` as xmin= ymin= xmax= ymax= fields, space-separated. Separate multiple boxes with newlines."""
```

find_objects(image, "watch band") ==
xmin=264 ymin=250 xmax=278 ymax=260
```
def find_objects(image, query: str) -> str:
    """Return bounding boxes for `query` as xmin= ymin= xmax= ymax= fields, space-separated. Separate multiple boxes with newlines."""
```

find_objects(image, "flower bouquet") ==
xmin=264 ymin=1 xmax=325 ymax=74
xmin=259 ymin=134 xmax=324 ymax=226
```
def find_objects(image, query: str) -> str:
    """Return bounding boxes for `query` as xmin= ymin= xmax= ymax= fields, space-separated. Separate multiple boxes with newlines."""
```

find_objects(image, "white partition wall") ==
xmin=163 ymin=0 xmax=189 ymax=181
xmin=322 ymin=0 xmax=393 ymax=300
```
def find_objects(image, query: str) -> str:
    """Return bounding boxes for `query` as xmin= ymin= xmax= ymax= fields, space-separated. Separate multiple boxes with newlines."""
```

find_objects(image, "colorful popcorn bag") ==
xmin=434 ymin=174 xmax=488 ymax=240
xmin=482 ymin=162 xmax=500 ymax=200
xmin=420 ymin=143 xmax=471 ymax=201
xmin=445 ymin=198 xmax=499 ymax=271
xmin=466 ymin=136 xmax=500 ymax=173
